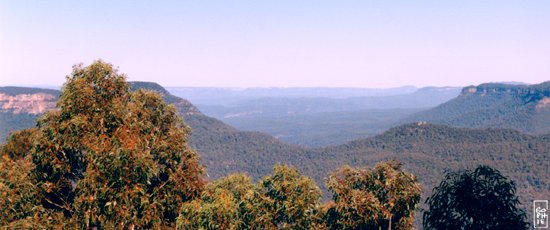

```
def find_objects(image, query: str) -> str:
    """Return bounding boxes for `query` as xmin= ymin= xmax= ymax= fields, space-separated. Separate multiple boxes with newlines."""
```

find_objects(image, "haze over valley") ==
xmin=167 ymin=86 xmax=462 ymax=146
xmin=1 ymin=1 xmax=549 ymax=228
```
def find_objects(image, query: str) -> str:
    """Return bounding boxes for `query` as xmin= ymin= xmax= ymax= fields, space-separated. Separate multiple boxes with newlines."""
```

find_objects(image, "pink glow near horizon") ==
xmin=1 ymin=1 xmax=549 ymax=88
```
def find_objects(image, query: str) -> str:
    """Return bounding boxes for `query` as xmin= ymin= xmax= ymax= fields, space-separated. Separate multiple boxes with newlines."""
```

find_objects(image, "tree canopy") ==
xmin=1 ymin=60 xmax=205 ymax=228
xmin=251 ymin=164 xmax=322 ymax=229
xmin=0 ymin=60 xmax=451 ymax=229
xmin=177 ymin=164 xmax=322 ymax=230
xmin=177 ymin=173 xmax=254 ymax=230
xmin=0 ymin=129 xmax=40 ymax=228
xmin=323 ymin=160 xmax=422 ymax=230
xmin=423 ymin=165 xmax=529 ymax=230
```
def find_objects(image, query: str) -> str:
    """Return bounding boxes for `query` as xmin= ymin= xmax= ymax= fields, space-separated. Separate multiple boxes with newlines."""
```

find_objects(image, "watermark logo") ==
xmin=534 ymin=200 xmax=548 ymax=229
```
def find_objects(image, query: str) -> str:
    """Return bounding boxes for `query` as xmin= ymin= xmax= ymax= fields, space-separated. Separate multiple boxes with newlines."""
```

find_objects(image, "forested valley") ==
xmin=1 ymin=61 xmax=547 ymax=229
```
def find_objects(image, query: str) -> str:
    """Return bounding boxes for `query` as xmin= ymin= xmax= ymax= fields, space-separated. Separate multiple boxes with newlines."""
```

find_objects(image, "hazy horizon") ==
xmin=1 ymin=1 xmax=549 ymax=87
xmin=3 ymin=81 xmax=543 ymax=90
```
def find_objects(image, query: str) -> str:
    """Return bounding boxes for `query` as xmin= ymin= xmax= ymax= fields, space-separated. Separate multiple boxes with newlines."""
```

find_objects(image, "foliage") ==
xmin=423 ymin=165 xmax=529 ymax=230
xmin=85 ymin=82 xmax=550 ymax=225
xmin=250 ymin=164 xmax=322 ymax=229
xmin=324 ymin=160 xmax=421 ymax=229
xmin=178 ymin=189 xmax=241 ymax=229
xmin=1 ymin=128 xmax=37 ymax=160
xmin=316 ymin=123 xmax=549 ymax=221
xmin=177 ymin=165 xmax=321 ymax=230
xmin=0 ymin=129 xmax=71 ymax=228
xmin=1 ymin=60 xmax=205 ymax=228
xmin=1 ymin=76 xmax=548 ymax=228
xmin=177 ymin=173 xmax=254 ymax=230
xmin=0 ymin=145 xmax=37 ymax=226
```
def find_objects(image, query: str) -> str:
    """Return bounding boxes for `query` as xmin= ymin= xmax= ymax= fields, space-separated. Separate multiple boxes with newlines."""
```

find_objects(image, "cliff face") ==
xmin=405 ymin=81 xmax=550 ymax=134
xmin=0 ymin=83 xmax=206 ymax=144
xmin=0 ymin=83 xmax=203 ymax=116
xmin=461 ymin=82 xmax=550 ymax=112
xmin=460 ymin=82 xmax=550 ymax=103
xmin=0 ymin=93 xmax=57 ymax=114
xmin=0 ymin=87 xmax=60 ymax=142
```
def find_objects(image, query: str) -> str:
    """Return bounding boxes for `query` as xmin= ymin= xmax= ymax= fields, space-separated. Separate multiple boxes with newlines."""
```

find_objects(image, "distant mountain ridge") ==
xmin=0 ymin=82 xmax=548 ymax=218
xmin=166 ymin=86 xmax=420 ymax=105
xmin=404 ymin=81 xmax=550 ymax=134
xmin=0 ymin=87 xmax=59 ymax=114
xmin=142 ymin=83 xmax=550 ymax=203
xmin=194 ymin=86 xmax=461 ymax=147
xmin=199 ymin=86 xmax=461 ymax=117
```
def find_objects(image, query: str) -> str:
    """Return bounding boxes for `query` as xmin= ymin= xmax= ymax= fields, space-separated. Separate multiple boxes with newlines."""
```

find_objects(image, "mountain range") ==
xmin=1 ymin=82 xmax=548 ymax=215
xmin=187 ymin=86 xmax=462 ymax=146
xmin=165 ymin=86 xmax=420 ymax=105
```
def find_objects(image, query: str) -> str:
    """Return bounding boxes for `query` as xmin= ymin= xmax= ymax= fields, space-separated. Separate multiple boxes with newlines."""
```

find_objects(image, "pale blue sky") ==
xmin=1 ymin=1 xmax=549 ymax=87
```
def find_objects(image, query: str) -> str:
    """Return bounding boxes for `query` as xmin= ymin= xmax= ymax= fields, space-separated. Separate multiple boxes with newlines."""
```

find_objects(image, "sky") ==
xmin=0 ymin=1 xmax=549 ymax=88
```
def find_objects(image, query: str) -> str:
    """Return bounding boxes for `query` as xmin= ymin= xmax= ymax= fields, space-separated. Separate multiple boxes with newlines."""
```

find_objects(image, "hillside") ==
xmin=0 ymin=83 xmax=309 ymax=181
xmin=403 ymin=81 xmax=550 ymax=134
xmin=130 ymin=82 xmax=311 ymax=179
xmin=1 ymin=84 xmax=547 ymax=209
xmin=133 ymin=83 xmax=550 ymax=208
xmin=311 ymin=123 xmax=549 ymax=213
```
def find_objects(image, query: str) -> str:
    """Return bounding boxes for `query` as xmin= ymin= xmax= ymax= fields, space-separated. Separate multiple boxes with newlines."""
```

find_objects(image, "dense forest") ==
xmin=403 ymin=82 xmax=550 ymax=134
xmin=133 ymin=82 xmax=550 ymax=208
xmin=1 ymin=61 xmax=429 ymax=228
xmin=0 ymin=62 xmax=546 ymax=228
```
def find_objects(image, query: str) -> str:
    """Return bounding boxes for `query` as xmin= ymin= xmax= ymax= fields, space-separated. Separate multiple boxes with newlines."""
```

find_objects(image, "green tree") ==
xmin=423 ymin=165 xmax=529 ymax=230
xmin=0 ymin=129 xmax=69 ymax=229
xmin=0 ymin=60 xmax=206 ymax=228
xmin=177 ymin=166 xmax=323 ymax=230
xmin=251 ymin=164 xmax=321 ymax=229
xmin=1 ymin=128 xmax=37 ymax=160
xmin=177 ymin=173 xmax=255 ymax=230
xmin=324 ymin=160 xmax=421 ymax=229
xmin=0 ymin=130 xmax=38 ymax=227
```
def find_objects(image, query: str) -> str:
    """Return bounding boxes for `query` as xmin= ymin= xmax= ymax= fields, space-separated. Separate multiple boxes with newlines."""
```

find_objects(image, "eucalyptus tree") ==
xmin=324 ymin=160 xmax=421 ymax=229
xmin=1 ymin=60 xmax=205 ymax=228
